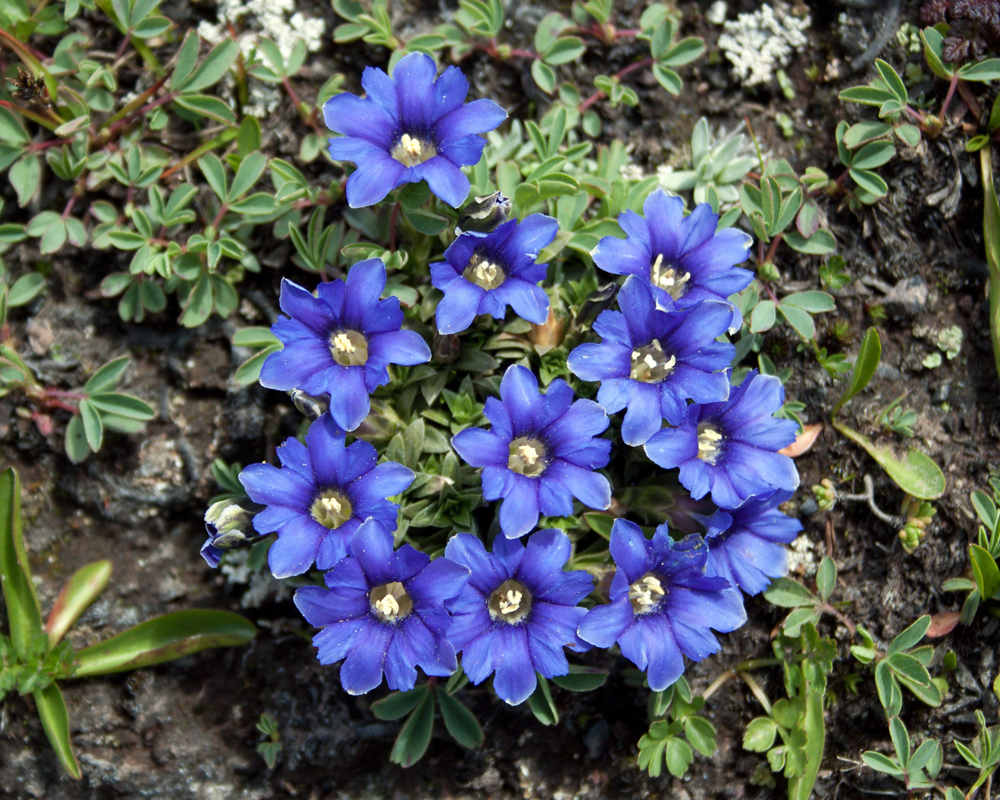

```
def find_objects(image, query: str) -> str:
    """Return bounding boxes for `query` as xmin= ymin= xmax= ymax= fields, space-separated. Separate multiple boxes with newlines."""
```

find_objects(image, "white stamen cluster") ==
xmin=498 ymin=589 xmax=523 ymax=615
xmin=321 ymin=495 xmax=342 ymax=515
xmin=517 ymin=444 xmax=539 ymax=466
xmin=474 ymin=261 xmax=499 ymax=285
xmin=650 ymin=253 xmax=691 ymax=300
xmin=697 ymin=426 xmax=724 ymax=463
xmin=400 ymin=133 xmax=422 ymax=160
xmin=629 ymin=575 xmax=665 ymax=613
xmin=332 ymin=332 xmax=356 ymax=354
xmin=375 ymin=593 xmax=401 ymax=619
xmin=629 ymin=339 xmax=677 ymax=383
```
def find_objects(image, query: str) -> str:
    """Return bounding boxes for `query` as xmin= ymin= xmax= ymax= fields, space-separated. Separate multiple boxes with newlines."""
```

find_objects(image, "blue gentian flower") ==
xmin=294 ymin=519 xmax=470 ymax=694
xmin=200 ymin=497 xmax=261 ymax=568
xmin=576 ymin=519 xmax=746 ymax=691
xmin=704 ymin=490 xmax=803 ymax=595
xmin=259 ymin=259 xmax=431 ymax=432
xmin=567 ymin=276 xmax=735 ymax=446
xmin=430 ymin=215 xmax=558 ymax=333
xmin=643 ymin=370 xmax=799 ymax=509
xmin=240 ymin=413 xmax=415 ymax=578
xmin=592 ymin=190 xmax=753 ymax=329
xmin=444 ymin=529 xmax=593 ymax=705
xmin=324 ymin=52 xmax=507 ymax=208
xmin=452 ymin=365 xmax=612 ymax=539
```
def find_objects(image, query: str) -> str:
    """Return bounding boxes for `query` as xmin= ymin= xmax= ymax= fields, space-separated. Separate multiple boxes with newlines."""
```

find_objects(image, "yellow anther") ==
xmin=332 ymin=332 xmax=356 ymax=353
xmin=400 ymin=133 xmax=422 ymax=159
xmin=321 ymin=495 xmax=342 ymax=514
xmin=475 ymin=261 xmax=499 ymax=284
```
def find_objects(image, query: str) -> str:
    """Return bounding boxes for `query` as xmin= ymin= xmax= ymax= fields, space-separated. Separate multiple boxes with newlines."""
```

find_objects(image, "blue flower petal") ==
xmin=435 ymin=277 xmax=485 ymax=333
xmin=643 ymin=190 xmax=685 ymax=255
xmin=537 ymin=478 xmax=573 ymax=517
xmin=492 ymin=625 xmax=535 ymax=705
xmin=502 ymin=213 xmax=559 ymax=260
xmin=609 ymin=519 xmax=651 ymax=581
xmin=327 ymin=366 xmax=370 ymax=431
xmin=322 ymin=93 xmax=395 ymax=147
xmin=339 ymin=619 xmax=393 ymax=695
xmin=315 ymin=523 xmax=354 ymax=571
xmin=312 ymin=619 xmax=365 ymax=665
xmin=498 ymin=474 xmax=541 ymax=538
xmin=499 ymin=365 xmax=541 ymax=433
xmin=258 ymin=337 xmax=331 ymax=392
xmin=577 ymin=599 xmax=633 ymax=648
xmin=393 ymin=51 xmax=439 ymax=129
xmin=279 ymin=279 xmax=336 ymax=335
xmin=268 ymin=526 xmax=321 ymax=578
xmin=407 ymin=556 xmax=470 ymax=608
xmin=344 ymin=155 xmax=405 ymax=208
xmin=360 ymin=64 xmax=400 ymax=121
xmin=592 ymin=230 xmax=648 ymax=278
xmin=455 ymin=621 xmax=498 ymax=683
xmin=241 ymin=462 xmax=313 ymax=509
xmin=435 ymin=98 xmax=508 ymax=144
xmin=617 ymin=276 xmax=657 ymax=343
xmin=445 ymin=533 xmax=506 ymax=596
xmin=369 ymin=329 xmax=431 ymax=366
xmin=621 ymin=382 xmax=663 ymax=446
xmin=402 ymin=613 xmax=458 ymax=678
xmin=481 ymin=465 xmax=511 ymax=500
xmin=438 ymin=135 xmax=487 ymax=168
xmin=591 ymin=309 xmax=632 ymax=346
xmin=567 ymin=341 xmax=630 ymax=383
xmin=595 ymin=378 xmax=634 ymax=414
xmin=410 ymin=157 xmax=470 ymax=208
xmin=349 ymin=519 xmax=397 ymax=586
xmin=451 ymin=427 xmax=508 ymax=468
xmin=643 ymin=615 xmax=685 ymax=691
xmin=543 ymin=461 xmax=610 ymax=511
xmin=382 ymin=624 xmax=419 ymax=692
xmin=432 ymin=64 xmax=470 ymax=118
xmin=644 ymin=424 xmax=699 ymax=469
xmin=495 ymin=279 xmax=549 ymax=325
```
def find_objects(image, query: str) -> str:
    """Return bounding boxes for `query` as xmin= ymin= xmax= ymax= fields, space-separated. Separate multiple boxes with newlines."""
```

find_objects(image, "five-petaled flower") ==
xmin=643 ymin=370 xmax=800 ymax=509
xmin=444 ymin=529 xmax=593 ymax=705
xmin=240 ymin=413 xmax=415 ymax=578
xmin=567 ymin=276 xmax=735 ymax=446
xmin=704 ymin=490 xmax=803 ymax=595
xmin=592 ymin=190 xmax=753 ymax=329
xmin=452 ymin=365 xmax=612 ymax=539
xmin=323 ymin=51 xmax=507 ymax=208
xmin=577 ymin=519 xmax=745 ymax=691
xmin=294 ymin=519 xmax=470 ymax=694
xmin=430 ymin=215 xmax=558 ymax=334
xmin=260 ymin=259 xmax=431 ymax=432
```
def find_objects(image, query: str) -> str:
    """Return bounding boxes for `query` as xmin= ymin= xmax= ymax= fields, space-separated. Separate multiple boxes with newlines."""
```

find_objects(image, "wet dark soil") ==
xmin=3 ymin=0 xmax=1000 ymax=798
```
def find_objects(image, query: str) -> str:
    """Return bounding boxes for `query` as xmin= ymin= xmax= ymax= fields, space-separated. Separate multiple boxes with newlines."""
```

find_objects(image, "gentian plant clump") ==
xmin=200 ymin=53 xmax=804 ymax=764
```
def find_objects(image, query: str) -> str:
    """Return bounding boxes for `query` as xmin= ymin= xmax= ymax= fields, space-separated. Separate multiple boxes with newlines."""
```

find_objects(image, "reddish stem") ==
xmin=388 ymin=201 xmax=401 ymax=252
xmin=60 ymin=194 xmax=76 ymax=220
xmin=578 ymin=57 xmax=653 ymax=112
xmin=938 ymin=73 xmax=959 ymax=121
xmin=765 ymin=233 xmax=783 ymax=264
xmin=28 ymin=137 xmax=74 ymax=153
xmin=103 ymin=91 xmax=177 ymax=140
xmin=957 ymin=79 xmax=983 ymax=119
xmin=43 ymin=389 xmax=86 ymax=400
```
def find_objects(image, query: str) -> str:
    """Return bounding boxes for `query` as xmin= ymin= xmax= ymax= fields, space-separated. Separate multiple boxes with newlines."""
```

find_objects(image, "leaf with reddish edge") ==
xmin=45 ymin=560 xmax=112 ymax=647
xmin=925 ymin=611 xmax=961 ymax=638
xmin=0 ymin=467 xmax=44 ymax=658
xmin=33 ymin=683 xmax=81 ymax=779
xmin=778 ymin=423 xmax=823 ymax=458
xmin=72 ymin=609 xmax=255 ymax=678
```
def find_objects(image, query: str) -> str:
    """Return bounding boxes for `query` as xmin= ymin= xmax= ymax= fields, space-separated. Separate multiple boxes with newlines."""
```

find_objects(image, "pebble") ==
xmin=883 ymin=276 xmax=929 ymax=318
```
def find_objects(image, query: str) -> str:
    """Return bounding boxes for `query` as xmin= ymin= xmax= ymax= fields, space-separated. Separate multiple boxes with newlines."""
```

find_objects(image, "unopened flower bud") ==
xmin=290 ymin=390 xmax=329 ymax=421
xmin=812 ymin=478 xmax=837 ymax=511
xmin=201 ymin=496 xmax=263 ymax=567
xmin=529 ymin=307 xmax=565 ymax=352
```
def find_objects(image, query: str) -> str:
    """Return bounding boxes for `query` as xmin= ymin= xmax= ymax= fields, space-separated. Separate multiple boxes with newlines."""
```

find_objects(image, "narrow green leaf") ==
xmin=684 ymin=716 xmax=716 ymax=756
xmin=862 ymin=751 xmax=905 ymax=775
xmin=78 ymin=399 xmax=103 ymax=452
xmin=73 ymin=609 xmax=255 ymax=677
xmin=179 ymin=38 xmax=239 ymax=92
xmin=551 ymin=666 xmax=607 ymax=692
xmin=970 ymin=543 xmax=1000 ymax=600
xmin=816 ymin=556 xmax=836 ymax=600
xmin=887 ymin=615 xmax=931 ymax=655
xmin=980 ymin=146 xmax=1000 ymax=397
xmin=874 ymin=59 xmax=908 ymax=104
xmin=64 ymin=415 xmax=91 ymax=463
xmin=832 ymin=327 xmax=880 ymax=414
xmin=227 ymin=151 xmax=267 ymax=202
xmin=389 ymin=688 xmax=435 ymax=767
xmin=83 ymin=356 xmax=130 ymax=393
xmin=762 ymin=577 xmax=816 ymax=608
xmin=8 ymin=273 xmax=46 ymax=307
xmin=437 ymin=689 xmax=484 ymax=749
xmin=889 ymin=717 xmax=910 ymax=766
xmin=887 ymin=653 xmax=932 ymax=687
xmin=527 ymin=674 xmax=559 ymax=725
xmin=45 ymin=560 xmax=112 ymax=647
xmin=850 ymin=168 xmax=888 ymax=197
xmin=832 ymin=422 xmax=946 ymax=500
xmin=0 ymin=468 xmax=44 ymax=657
xmin=174 ymin=94 xmax=236 ymax=124
xmin=371 ymin=686 xmax=428 ymax=720
xmin=33 ymin=684 xmax=81 ymax=779
xmin=88 ymin=393 xmax=155 ymax=421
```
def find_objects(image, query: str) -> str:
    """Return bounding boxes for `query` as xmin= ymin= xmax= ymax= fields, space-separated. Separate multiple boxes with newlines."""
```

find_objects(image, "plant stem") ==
xmin=388 ymin=201 xmax=401 ymax=252
xmin=938 ymin=74 xmax=959 ymax=121
xmin=578 ymin=57 xmax=654 ymax=112
xmin=0 ymin=100 xmax=57 ymax=131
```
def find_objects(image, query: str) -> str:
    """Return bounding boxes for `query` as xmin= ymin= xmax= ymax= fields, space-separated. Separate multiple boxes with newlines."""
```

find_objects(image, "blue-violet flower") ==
xmin=294 ymin=519 xmax=470 ymax=694
xmin=259 ymin=259 xmax=431 ymax=432
xmin=430 ymin=215 xmax=558 ymax=333
xmin=577 ymin=519 xmax=746 ymax=691
xmin=643 ymin=370 xmax=800 ymax=509
xmin=592 ymin=189 xmax=753 ymax=328
xmin=240 ymin=413 xmax=415 ymax=578
xmin=452 ymin=365 xmax=612 ymax=539
xmin=567 ymin=275 xmax=735 ymax=446
xmin=444 ymin=529 xmax=593 ymax=705
xmin=324 ymin=52 xmax=507 ymax=208
xmin=704 ymin=491 xmax=802 ymax=595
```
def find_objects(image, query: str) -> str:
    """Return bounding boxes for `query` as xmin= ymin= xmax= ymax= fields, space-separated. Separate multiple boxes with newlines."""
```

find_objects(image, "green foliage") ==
xmin=637 ymin=676 xmax=717 ymax=778
xmin=0 ymin=466 xmax=254 ymax=778
xmin=660 ymin=117 xmax=757 ymax=209
xmin=944 ymin=476 xmax=1000 ymax=623
xmin=851 ymin=616 xmax=945 ymax=713
xmin=371 ymin=670 xmax=484 ymax=768
xmin=256 ymin=713 xmax=282 ymax=769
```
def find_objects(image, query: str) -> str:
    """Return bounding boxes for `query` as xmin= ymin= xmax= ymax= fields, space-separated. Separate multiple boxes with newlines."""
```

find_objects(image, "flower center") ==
xmin=462 ymin=251 xmax=506 ymax=291
xmin=329 ymin=329 xmax=369 ymax=367
xmin=370 ymin=581 xmax=413 ymax=622
xmin=628 ymin=572 xmax=666 ymax=614
xmin=310 ymin=488 xmax=353 ymax=529
xmin=629 ymin=338 xmax=677 ymax=383
xmin=696 ymin=423 xmax=724 ymax=465
xmin=392 ymin=133 xmax=437 ymax=167
xmin=650 ymin=254 xmax=691 ymax=301
xmin=508 ymin=436 xmax=547 ymax=477
xmin=488 ymin=579 xmax=532 ymax=624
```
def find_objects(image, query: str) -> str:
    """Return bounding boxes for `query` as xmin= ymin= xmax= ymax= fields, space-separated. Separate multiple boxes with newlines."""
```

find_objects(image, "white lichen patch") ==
xmin=197 ymin=0 xmax=326 ymax=117
xmin=936 ymin=325 xmax=963 ymax=360
xmin=717 ymin=4 xmax=810 ymax=88
xmin=786 ymin=534 xmax=817 ymax=577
